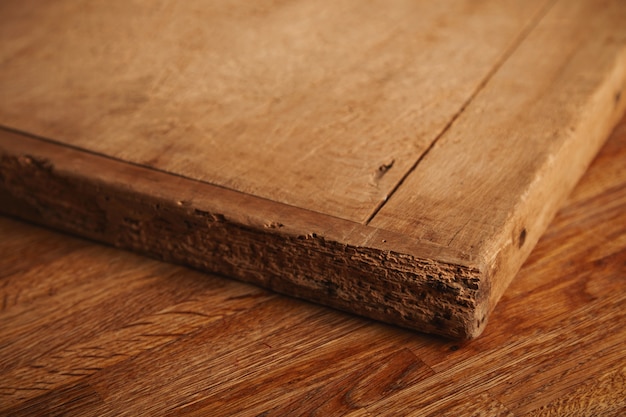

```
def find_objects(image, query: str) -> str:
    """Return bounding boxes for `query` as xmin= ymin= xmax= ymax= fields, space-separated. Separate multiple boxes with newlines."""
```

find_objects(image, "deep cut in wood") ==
xmin=0 ymin=0 xmax=625 ymax=339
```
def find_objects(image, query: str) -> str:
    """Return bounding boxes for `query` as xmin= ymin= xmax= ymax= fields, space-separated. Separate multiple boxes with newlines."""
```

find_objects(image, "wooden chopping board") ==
xmin=0 ymin=0 xmax=625 ymax=338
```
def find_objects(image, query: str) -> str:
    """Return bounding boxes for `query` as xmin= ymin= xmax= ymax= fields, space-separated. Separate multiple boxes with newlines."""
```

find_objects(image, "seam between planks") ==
xmin=363 ymin=0 xmax=559 ymax=226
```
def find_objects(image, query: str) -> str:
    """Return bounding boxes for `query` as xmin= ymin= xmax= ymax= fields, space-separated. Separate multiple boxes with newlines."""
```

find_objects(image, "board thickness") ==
xmin=0 ymin=0 xmax=625 ymax=339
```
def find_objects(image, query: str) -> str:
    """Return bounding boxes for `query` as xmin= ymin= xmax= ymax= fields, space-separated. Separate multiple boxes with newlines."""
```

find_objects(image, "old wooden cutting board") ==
xmin=1 ymin=0 xmax=625 ymax=339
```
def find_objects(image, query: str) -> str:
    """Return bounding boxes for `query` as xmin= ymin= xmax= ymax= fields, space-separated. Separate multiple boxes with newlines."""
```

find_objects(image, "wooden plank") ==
xmin=370 ymin=0 xmax=626 ymax=314
xmin=0 ymin=0 xmax=625 ymax=339
xmin=0 ymin=129 xmax=485 ymax=339
xmin=0 ymin=0 xmax=547 ymax=222
xmin=0 ymin=112 xmax=625 ymax=415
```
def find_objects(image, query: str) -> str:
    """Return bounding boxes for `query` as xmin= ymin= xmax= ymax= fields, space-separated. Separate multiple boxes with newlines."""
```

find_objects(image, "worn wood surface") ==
xmin=1 ymin=113 xmax=625 ymax=416
xmin=371 ymin=0 xmax=626 ymax=309
xmin=1 ymin=0 xmax=626 ymax=339
xmin=0 ymin=0 xmax=548 ymax=221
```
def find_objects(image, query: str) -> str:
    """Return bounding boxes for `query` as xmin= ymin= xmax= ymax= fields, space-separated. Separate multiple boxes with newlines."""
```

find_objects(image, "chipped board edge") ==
xmin=482 ymin=43 xmax=626 ymax=314
xmin=0 ymin=128 xmax=489 ymax=339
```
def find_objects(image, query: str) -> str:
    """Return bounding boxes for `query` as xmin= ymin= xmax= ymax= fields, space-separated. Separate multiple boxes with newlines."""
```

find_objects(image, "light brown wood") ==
xmin=0 ymin=0 xmax=548 ymax=221
xmin=0 ymin=0 xmax=625 ymax=339
xmin=371 ymin=0 xmax=626 ymax=312
xmin=1 ymin=113 xmax=625 ymax=416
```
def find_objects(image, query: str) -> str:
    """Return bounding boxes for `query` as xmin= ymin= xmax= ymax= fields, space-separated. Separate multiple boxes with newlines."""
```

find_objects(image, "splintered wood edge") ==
xmin=0 ymin=129 xmax=489 ymax=339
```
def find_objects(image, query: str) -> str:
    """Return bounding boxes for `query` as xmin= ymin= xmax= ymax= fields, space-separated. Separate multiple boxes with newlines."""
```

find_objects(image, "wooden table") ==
xmin=1 ymin=109 xmax=625 ymax=415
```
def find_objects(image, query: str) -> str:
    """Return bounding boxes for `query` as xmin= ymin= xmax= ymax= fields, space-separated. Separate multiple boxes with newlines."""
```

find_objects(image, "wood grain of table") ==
xmin=1 ymin=113 xmax=625 ymax=415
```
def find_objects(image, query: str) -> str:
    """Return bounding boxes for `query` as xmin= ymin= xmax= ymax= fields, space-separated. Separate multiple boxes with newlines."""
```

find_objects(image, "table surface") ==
xmin=1 ymin=115 xmax=625 ymax=415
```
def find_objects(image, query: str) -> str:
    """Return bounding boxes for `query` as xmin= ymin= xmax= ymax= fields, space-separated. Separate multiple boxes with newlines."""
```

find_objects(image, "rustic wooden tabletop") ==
xmin=1 ymin=115 xmax=625 ymax=415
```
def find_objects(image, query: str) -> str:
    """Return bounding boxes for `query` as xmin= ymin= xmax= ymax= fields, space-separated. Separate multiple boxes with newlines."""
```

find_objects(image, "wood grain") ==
xmin=1 ymin=112 xmax=625 ymax=416
xmin=371 ymin=0 xmax=626 ymax=311
xmin=0 ymin=0 xmax=547 ymax=222
xmin=0 ymin=0 xmax=625 ymax=339
xmin=0 ymin=127 xmax=486 ymax=339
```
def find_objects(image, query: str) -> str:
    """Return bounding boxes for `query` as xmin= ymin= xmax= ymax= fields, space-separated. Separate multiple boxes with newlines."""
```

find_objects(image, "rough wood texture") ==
xmin=0 ymin=129 xmax=485 ymax=339
xmin=1 ymin=113 xmax=625 ymax=416
xmin=1 ymin=0 xmax=626 ymax=339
